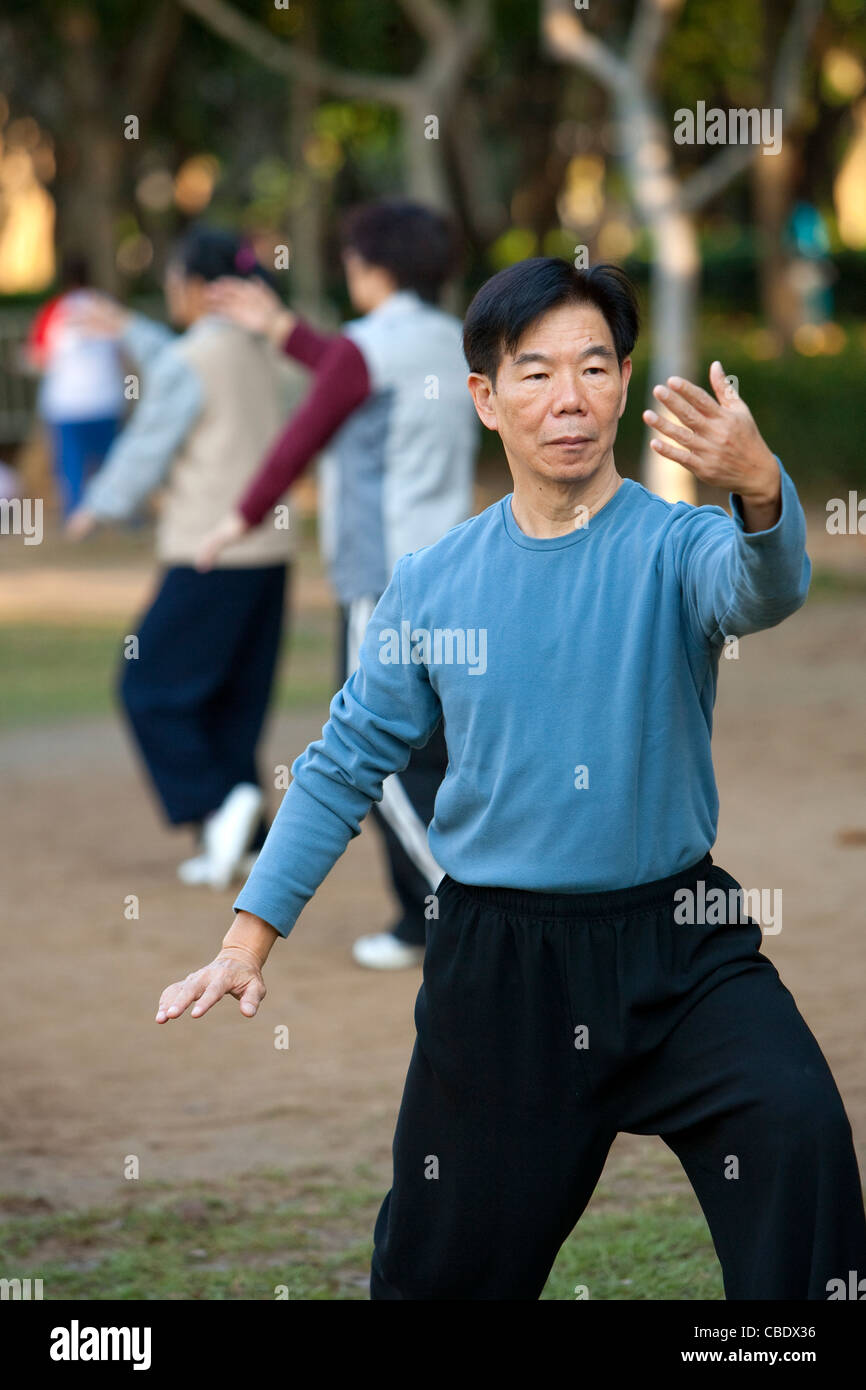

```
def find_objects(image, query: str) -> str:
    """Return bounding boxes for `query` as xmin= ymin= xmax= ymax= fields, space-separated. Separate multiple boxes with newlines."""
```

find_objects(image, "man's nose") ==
xmin=552 ymin=375 xmax=588 ymax=412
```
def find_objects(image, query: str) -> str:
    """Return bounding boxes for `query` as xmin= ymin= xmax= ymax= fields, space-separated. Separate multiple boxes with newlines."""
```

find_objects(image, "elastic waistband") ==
xmin=440 ymin=852 xmax=716 ymax=921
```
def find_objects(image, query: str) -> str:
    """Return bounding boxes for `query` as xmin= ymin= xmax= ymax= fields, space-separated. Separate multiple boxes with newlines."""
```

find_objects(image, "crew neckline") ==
xmin=501 ymin=477 xmax=635 ymax=551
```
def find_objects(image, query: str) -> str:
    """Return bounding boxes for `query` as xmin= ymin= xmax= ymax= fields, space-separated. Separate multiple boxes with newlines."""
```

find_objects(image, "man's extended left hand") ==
xmin=642 ymin=361 xmax=780 ymax=511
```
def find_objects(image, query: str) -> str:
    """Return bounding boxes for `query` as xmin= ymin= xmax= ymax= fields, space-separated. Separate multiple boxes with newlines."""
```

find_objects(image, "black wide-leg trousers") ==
xmin=370 ymin=853 xmax=866 ymax=1300
xmin=120 ymin=563 xmax=288 ymax=825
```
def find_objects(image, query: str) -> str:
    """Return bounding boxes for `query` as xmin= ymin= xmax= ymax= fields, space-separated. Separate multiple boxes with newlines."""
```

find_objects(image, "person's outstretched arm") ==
xmin=155 ymin=552 xmax=443 ymax=1021
xmin=643 ymin=359 xmax=811 ymax=646
xmin=66 ymin=340 xmax=202 ymax=538
xmin=194 ymin=277 xmax=371 ymax=569
xmin=231 ymin=329 xmax=370 ymax=530
xmin=65 ymin=294 xmax=176 ymax=367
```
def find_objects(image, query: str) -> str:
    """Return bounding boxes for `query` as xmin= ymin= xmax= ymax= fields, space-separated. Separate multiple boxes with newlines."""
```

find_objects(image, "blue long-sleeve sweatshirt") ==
xmin=235 ymin=460 xmax=810 ymax=936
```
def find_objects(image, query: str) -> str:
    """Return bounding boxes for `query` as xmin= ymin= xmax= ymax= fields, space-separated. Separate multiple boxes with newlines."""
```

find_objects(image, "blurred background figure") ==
xmin=201 ymin=199 xmax=480 ymax=970
xmin=65 ymin=225 xmax=296 ymax=891
xmin=787 ymin=200 xmax=836 ymax=326
xmin=25 ymin=254 xmax=125 ymax=517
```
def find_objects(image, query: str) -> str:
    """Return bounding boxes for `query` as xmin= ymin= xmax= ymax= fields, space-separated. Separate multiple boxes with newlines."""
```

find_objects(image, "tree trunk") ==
xmin=643 ymin=210 xmax=700 ymax=500
xmin=751 ymin=141 xmax=800 ymax=346
xmin=401 ymin=88 xmax=454 ymax=213
xmin=57 ymin=10 xmax=123 ymax=292
xmin=288 ymin=12 xmax=325 ymax=319
xmin=618 ymin=94 xmax=699 ymax=502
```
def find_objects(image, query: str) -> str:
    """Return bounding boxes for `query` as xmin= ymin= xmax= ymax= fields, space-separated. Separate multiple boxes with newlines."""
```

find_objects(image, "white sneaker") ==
xmin=177 ymin=852 xmax=214 ymax=886
xmin=202 ymin=783 xmax=264 ymax=891
xmin=352 ymin=932 xmax=426 ymax=971
xmin=177 ymin=847 xmax=260 ymax=888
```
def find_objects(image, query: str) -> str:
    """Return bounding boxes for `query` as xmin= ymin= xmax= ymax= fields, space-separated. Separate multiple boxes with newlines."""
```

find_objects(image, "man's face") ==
xmin=467 ymin=300 xmax=632 ymax=487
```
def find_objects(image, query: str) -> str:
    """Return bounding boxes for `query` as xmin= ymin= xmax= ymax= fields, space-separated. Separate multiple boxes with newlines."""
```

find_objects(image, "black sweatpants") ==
xmin=119 ymin=563 xmax=288 ymax=826
xmin=370 ymin=853 xmax=866 ymax=1300
xmin=339 ymin=600 xmax=447 ymax=946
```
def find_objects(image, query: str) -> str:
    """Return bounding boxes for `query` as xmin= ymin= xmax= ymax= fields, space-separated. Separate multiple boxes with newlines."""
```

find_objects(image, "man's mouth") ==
xmin=545 ymin=436 xmax=594 ymax=445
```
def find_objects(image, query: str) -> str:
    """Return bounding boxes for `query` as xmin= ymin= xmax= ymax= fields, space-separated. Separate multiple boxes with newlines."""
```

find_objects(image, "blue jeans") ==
xmin=51 ymin=416 xmax=120 ymax=517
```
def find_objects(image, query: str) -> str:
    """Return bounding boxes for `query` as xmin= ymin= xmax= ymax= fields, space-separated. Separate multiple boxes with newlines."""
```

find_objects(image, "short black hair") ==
xmin=170 ymin=224 xmax=276 ymax=288
xmin=463 ymin=257 xmax=640 ymax=388
xmin=339 ymin=198 xmax=459 ymax=303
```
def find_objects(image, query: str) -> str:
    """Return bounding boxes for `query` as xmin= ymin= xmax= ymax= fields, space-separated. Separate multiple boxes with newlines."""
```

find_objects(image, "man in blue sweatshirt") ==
xmin=156 ymin=257 xmax=866 ymax=1301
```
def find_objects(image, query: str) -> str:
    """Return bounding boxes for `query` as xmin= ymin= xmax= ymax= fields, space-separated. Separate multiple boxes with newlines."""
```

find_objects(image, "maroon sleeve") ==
xmin=281 ymin=317 xmax=340 ymax=369
xmin=237 ymin=333 xmax=371 ymax=527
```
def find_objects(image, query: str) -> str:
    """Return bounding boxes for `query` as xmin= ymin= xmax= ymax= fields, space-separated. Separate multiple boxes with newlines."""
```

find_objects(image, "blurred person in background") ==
xmin=198 ymin=199 xmax=480 ymax=971
xmin=65 ymin=225 xmax=297 ymax=890
xmin=26 ymin=254 xmax=125 ymax=518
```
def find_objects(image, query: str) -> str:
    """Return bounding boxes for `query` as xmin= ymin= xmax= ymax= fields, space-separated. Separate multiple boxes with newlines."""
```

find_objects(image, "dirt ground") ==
xmin=1 ymin=565 xmax=865 ymax=1218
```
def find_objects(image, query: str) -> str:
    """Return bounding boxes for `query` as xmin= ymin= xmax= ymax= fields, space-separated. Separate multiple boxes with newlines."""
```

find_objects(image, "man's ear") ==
xmin=617 ymin=357 xmax=633 ymax=419
xmin=466 ymin=372 xmax=499 ymax=432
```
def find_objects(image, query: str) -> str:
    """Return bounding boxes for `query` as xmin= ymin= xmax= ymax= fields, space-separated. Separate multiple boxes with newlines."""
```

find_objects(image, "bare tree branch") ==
xmin=180 ymin=0 xmax=490 ymax=216
xmin=680 ymin=144 xmax=756 ymax=212
xmin=680 ymin=0 xmax=824 ymax=211
xmin=414 ymin=0 xmax=491 ymax=94
xmin=540 ymin=0 xmax=629 ymax=94
xmin=771 ymin=0 xmax=824 ymax=114
xmin=395 ymin=0 xmax=455 ymax=46
xmin=126 ymin=0 xmax=184 ymax=117
xmin=177 ymin=0 xmax=412 ymax=105
xmin=626 ymin=0 xmax=685 ymax=87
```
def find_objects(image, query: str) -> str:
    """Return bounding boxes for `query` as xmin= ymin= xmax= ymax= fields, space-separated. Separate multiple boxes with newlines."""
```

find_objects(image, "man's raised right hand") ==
xmin=156 ymin=946 xmax=266 ymax=1023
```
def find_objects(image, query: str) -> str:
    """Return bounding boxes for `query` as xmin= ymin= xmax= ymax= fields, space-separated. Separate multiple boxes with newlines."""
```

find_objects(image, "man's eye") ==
xmin=525 ymin=373 xmax=547 ymax=381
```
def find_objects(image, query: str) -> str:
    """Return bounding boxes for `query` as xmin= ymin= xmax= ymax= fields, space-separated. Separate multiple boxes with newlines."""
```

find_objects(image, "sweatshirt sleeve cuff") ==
xmin=233 ymin=885 xmax=294 ymax=938
xmin=729 ymin=455 xmax=792 ymax=539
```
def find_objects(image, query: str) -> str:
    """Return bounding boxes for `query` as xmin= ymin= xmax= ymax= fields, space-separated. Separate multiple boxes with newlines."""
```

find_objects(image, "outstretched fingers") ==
xmin=156 ymin=972 xmax=208 ymax=1023
xmin=651 ymin=378 xmax=720 ymax=436
xmin=155 ymin=960 xmax=266 ymax=1023
xmin=649 ymin=435 xmax=693 ymax=465
xmin=642 ymin=408 xmax=694 ymax=448
xmin=238 ymin=976 xmax=267 ymax=1018
xmin=664 ymin=376 xmax=719 ymax=417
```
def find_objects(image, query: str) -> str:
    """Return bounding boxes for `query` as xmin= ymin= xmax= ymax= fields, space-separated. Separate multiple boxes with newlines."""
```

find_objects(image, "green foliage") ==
xmin=0 ymin=1173 xmax=725 ymax=1301
xmin=659 ymin=0 xmax=765 ymax=112
xmin=613 ymin=316 xmax=866 ymax=493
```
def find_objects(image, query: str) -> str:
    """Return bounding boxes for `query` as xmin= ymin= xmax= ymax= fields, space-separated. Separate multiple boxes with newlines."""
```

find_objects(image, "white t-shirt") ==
xmin=38 ymin=292 xmax=125 ymax=422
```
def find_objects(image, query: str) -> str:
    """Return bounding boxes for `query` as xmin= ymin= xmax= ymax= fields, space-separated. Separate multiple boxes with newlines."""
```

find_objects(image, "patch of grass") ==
xmin=0 ymin=1172 xmax=381 ymax=1301
xmin=0 ymin=1173 xmax=723 ymax=1301
xmin=543 ymin=1194 xmax=723 ymax=1301
xmin=0 ymin=614 xmax=334 ymax=729
xmin=807 ymin=567 xmax=866 ymax=598
xmin=0 ymin=621 xmax=124 ymax=724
